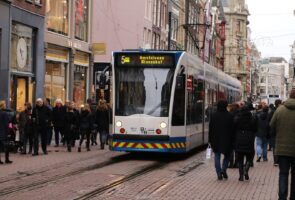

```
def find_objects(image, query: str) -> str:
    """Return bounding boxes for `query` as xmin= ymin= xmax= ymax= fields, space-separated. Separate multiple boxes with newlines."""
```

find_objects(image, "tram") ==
xmin=109 ymin=50 xmax=242 ymax=153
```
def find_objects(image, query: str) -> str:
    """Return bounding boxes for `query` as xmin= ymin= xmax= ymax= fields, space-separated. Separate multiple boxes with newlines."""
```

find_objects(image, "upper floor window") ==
xmin=75 ymin=0 xmax=89 ymax=42
xmin=46 ymin=0 xmax=69 ymax=36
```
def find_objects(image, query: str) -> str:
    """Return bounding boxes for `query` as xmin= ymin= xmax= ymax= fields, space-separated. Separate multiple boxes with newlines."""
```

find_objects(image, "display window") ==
xmin=45 ymin=61 xmax=67 ymax=104
xmin=73 ymin=65 xmax=87 ymax=107
xmin=11 ymin=23 xmax=34 ymax=73
xmin=75 ymin=0 xmax=89 ymax=41
xmin=46 ymin=0 xmax=69 ymax=35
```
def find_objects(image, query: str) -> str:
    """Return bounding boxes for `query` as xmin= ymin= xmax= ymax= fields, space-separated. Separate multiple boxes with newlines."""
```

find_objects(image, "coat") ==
xmin=95 ymin=109 xmax=110 ymax=133
xmin=255 ymin=110 xmax=269 ymax=138
xmin=270 ymin=98 xmax=295 ymax=158
xmin=234 ymin=108 xmax=257 ymax=153
xmin=52 ymin=106 xmax=66 ymax=128
xmin=0 ymin=110 xmax=9 ymax=141
xmin=32 ymin=105 xmax=51 ymax=130
xmin=79 ymin=110 xmax=92 ymax=131
xmin=209 ymin=110 xmax=234 ymax=154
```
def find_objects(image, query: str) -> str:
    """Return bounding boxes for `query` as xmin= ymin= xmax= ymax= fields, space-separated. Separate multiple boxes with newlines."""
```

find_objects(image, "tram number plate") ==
xmin=140 ymin=127 xmax=154 ymax=135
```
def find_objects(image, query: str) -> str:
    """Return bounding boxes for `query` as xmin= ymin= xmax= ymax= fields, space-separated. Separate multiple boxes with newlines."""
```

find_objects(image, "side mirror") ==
xmin=176 ymin=75 xmax=184 ymax=89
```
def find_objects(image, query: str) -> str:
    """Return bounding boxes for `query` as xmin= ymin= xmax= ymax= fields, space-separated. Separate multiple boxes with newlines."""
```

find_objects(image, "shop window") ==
xmin=46 ymin=0 xmax=69 ymax=35
xmin=73 ymin=65 xmax=87 ymax=106
xmin=10 ymin=23 xmax=34 ymax=73
xmin=75 ymin=0 xmax=89 ymax=41
xmin=44 ymin=61 xmax=66 ymax=104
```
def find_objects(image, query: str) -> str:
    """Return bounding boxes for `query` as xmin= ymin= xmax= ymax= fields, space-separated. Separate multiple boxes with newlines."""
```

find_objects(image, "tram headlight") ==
xmin=160 ymin=122 xmax=167 ymax=129
xmin=116 ymin=121 xmax=122 ymax=127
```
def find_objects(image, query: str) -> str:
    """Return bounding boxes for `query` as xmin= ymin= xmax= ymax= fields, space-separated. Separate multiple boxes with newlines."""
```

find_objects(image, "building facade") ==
xmin=45 ymin=0 xmax=92 ymax=107
xmin=222 ymin=0 xmax=249 ymax=99
xmin=0 ymin=0 xmax=45 ymax=111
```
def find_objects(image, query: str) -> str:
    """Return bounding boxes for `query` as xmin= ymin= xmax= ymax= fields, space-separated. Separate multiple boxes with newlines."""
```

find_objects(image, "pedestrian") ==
xmin=228 ymin=103 xmax=240 ymax=168
xmin=52 ymin=99 xmax=66 ymax=147
xmin=32 ymin=98 xmax=51 ymax=156
xmin=209 ymin=100 xmax=234 ymax=180
xmin=255 ymin=105 xmax=269 ymax=162
xmin=270 ymin=89 xmax=295 ymax=200
xmin=0 ymin=100 xmax=12 ymax=164
xmin=19 ymin=103 xmax=34 ymax=154
xmin=78 ymin=104 xmax=92 ymax=152
xmin=44 ymin=98 xmax=53 ymax=145
xmin=96 ymin=100 xmax=110 ymax=150
xmin=64 ymin=102 xmax=78 ymax=152
xmin=234 ymin=104 xmax=257 ymax=181
xmin=267 ymin=103 xmax=275 ymax=151
xmin=268 ymin=99 xmax=282 ymax=166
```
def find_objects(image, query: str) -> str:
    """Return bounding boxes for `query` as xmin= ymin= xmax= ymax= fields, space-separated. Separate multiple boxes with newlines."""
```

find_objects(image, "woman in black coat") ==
xmin=234 ymin=105 xmax=257 ymax=181
xmin=209 ymin=100 xmax=234 ymax=180
xmin=64 ymin=102 xmax=79 ymax=152
xmin=78 ymin=104 xmax=92 ymax=152
xmin=0 ymin=101 xmax=12 ymax=164
xmin=95 ymin=100 xmax=110 ymax=150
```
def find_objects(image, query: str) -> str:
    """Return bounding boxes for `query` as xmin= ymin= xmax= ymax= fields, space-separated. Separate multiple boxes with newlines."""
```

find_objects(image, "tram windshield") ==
xmin=114 ymin=53 xmax=175 ymax=117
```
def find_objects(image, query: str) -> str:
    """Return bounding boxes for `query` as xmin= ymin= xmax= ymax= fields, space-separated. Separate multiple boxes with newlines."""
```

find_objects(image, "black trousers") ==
xmin=278 ymin=156 xmax=295 ymax=200
xmin=236 ymin=152 xmax=253 ymax=176
xmin=79 ymin=129 xmax=90 ymax=149
xmin=54 ymin=126 xmax=64 ymax=146
xmin=23 ymin=130 xmax=33 ymax=153
xmin=33 ymin=128 xmax=48 ymax=154
xmin=0 ymin=140 xmax=10 ymax=162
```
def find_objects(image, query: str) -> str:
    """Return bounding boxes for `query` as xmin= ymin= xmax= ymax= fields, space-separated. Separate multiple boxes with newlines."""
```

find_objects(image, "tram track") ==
xmin=73 ymin=162 xmax=168 ymax=200
xmin=0 ymin=153 xmax=133 ymax=197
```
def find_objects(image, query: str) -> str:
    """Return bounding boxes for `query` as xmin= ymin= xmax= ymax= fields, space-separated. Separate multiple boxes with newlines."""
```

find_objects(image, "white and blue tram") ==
xmin=110 ymin=50 xmax=242 ymax=153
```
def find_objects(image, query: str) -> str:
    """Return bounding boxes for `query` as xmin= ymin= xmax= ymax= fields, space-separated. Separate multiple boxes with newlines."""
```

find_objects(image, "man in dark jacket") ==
xmin=255 ymin=106 xmax=269 ymax=162
xmin=0 ymin=100 xmax=12 ymax=164
xmin=270 ymin=89 xmax=295 ymax=200
xmin=32 ymin=98 xmax=51 ymax=155
xmin=209 ymin=100 xmax=234 ymax=180
xmin=52 ymin=99 xmax=66 ymax=146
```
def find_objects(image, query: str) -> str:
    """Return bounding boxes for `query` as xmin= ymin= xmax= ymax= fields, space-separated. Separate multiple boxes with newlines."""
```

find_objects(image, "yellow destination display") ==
xmin=140 ymin=56 xmax=165 ymax=65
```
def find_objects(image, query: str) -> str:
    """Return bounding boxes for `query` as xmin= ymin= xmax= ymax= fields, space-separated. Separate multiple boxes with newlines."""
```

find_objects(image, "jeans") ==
xmin=278 ymin=156 xmax=295 ymax=200
xmin=214 ymin=152 xmax=230 ymax=175
xmin=256 ymin=136 xmax=268 ymax=160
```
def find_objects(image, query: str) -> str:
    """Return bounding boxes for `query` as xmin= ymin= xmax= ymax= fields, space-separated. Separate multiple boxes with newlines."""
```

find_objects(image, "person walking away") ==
xmin=0 ymin=101 xmax=12 ymax=164
xmin=208 ymin=100 xmax=234 ymax=180
xmin=96 ymin=100 xmax=110 ymax=150
xmin=228 ymin=103 xmax=240 ymax=168
xmin=234 ymin=105 xmax=257 ymax=181
xmin=78 ymin=104 xmax=92 ymax=152
xmin=52 ymin=99 xmax=66 ymax=147
xmin=64 ymin=102 xmax=78 ymax=152
xmin=270 ymin=89 xmax=295 ymax=200
xmin=268 ymin=99 xmax=282 ymax=166
xmin=32 ymin=98 xmax=51 ymax=155
xmin=255 ymin=105 xmax=269 ymax=162
xmin=44 ymin=98 xmax=53 ymax=145
xmin=19 ymin=103 xmax=34 ymax=154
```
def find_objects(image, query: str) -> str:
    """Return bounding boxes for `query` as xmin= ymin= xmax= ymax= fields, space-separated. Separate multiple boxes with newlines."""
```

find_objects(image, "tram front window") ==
xmin=115 ymin=67 xmax=175 ymax=117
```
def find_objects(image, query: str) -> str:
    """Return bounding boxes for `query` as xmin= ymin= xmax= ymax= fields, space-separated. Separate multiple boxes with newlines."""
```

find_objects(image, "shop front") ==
xmin=45 ymin=45 xmax=69 ymax=105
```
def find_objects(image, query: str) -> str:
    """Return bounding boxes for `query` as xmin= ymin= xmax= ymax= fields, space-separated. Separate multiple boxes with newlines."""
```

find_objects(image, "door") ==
xmin=10 ymin=76 xmax=31 ymax=112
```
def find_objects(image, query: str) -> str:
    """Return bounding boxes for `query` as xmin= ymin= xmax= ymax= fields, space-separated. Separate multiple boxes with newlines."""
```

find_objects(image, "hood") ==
xmin=284 ymin=99 xmax=295 ymax=110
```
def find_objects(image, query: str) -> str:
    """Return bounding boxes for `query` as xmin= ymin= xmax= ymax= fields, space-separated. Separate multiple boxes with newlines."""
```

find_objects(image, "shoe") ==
xmin=244 ymin=173 xmax=249 ymax=180
xmin=263 ymin=158 xmax=268 ymax=162
xmin=222 ymin=171 xmax=228 ymax=179
xmin=217 ymin=173 xmax=223 ymax=180
xmin=5 ymin=160 xmax=13 ymax=164
xmin=54 ymin=144 xmax=59 ymax=147
xmin=87 ymin=148 xmax=90 ymax=151
xmin=0 ymin=160 xmax=3 ymax=164
xmin=67 ymin=146 xmax=71 ymax=152
xmin=256 ymin=157 xmax=261 ymax=162
xmin=43 ymin=151 xmax=48 ymax=155
xmin=28 ymin=150 xmax=32 ymax=154
xmin=239 ymin=176 xmax=244 ymax=181
xmin=21 ymin=152 xmax=26 ymax=155
xmin=78 ymin=147 xmax=81 ymax=152
xmin=32 ymin=153 xmax=38 ymax=156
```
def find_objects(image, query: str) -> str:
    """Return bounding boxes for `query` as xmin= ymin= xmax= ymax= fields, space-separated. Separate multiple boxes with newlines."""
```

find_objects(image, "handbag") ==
xmin=206 ymin=144 xmax=212 ymax=159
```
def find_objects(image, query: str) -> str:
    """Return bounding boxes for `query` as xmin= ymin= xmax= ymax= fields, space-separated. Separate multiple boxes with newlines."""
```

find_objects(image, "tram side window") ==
xmin=172 ymin=70 xmax=185 ymax=126
xmin=187 ymin=78 xmax=204 ymax=125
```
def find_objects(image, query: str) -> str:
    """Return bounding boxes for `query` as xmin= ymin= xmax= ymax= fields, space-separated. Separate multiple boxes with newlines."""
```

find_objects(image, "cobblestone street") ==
xmin=0 ymin=145 xmax=279 ymax=200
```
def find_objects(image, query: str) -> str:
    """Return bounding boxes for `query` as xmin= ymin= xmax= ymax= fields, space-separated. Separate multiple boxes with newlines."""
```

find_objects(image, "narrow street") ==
xmin=0 ymin=145 xmax=278 ymax=200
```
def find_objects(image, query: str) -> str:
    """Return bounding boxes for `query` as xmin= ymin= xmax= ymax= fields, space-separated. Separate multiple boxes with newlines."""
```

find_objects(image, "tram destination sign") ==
xmin=115 ymin=53 xmax=174 ymax=67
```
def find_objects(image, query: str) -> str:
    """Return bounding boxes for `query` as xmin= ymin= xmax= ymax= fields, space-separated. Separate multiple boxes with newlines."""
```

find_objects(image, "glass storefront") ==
xmin=75 ymin=0 xmax=89 ymax=41
xmin=45 ymin=61 xmax=67 ymax=104
xmin=73 ymin=65 xmax=87 ymax=107
xmin=46 ymin=0 xmax=69 ymax=35
xmin=11 ymin=23 xmax=33 ymax=72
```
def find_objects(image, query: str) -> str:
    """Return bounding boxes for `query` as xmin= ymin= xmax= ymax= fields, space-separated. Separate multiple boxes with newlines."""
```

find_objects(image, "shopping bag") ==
xmin=206 ymin=144 xmax=212 ymax=159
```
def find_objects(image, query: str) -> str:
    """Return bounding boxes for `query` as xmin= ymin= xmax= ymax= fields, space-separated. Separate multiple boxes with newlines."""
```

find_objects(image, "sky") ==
xmin=246 ymin=0 xmax=295 ymax=61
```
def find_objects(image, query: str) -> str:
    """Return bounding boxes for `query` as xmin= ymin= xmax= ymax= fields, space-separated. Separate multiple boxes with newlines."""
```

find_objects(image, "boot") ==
xmin=244 ymin=162 xmax=250 ymax=180
xmin=67 ymin=145 xmax=71 ymax=152
xmin=101 ymin=143 xmax=104 ymax=150
xmin=78 ymin=146 xmax=81 ymax=152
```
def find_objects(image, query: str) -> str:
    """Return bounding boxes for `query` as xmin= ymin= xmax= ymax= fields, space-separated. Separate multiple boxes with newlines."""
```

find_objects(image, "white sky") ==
xmin=246 ymin=0 xmax=295 ymax=61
